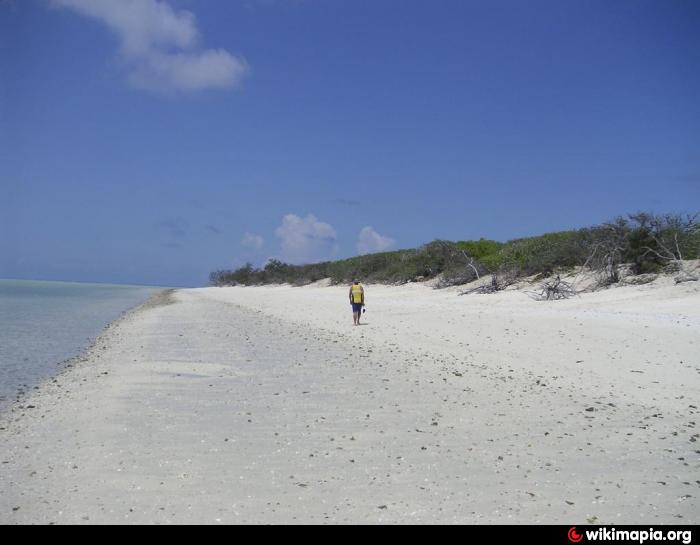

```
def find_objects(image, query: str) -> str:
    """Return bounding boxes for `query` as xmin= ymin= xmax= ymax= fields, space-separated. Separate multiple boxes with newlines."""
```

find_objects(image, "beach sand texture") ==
xmin=1 ymin=279 xmax=698 ymax=524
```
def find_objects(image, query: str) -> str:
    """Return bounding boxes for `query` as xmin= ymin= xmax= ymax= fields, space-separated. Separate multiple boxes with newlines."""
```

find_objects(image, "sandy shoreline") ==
xmin=1 ymin=279 xmax=698 ymax=524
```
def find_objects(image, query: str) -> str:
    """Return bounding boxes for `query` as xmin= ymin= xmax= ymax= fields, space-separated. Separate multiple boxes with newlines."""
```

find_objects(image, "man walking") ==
xmin=349 ymin=279 xmax=365 ymax=326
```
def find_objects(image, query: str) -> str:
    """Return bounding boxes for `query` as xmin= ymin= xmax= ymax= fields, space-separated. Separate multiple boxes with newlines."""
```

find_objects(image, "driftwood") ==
xmin=529 ymin=275 xmax=578 ymax=301
xmin=636 ymin=212 xmax=699 ymax=284
xmin=459 ymin=272 xmax=517 ymax=295
xmin=642 ymin=231 xmax=699 ymax=284
xmin=583 ymin=239 xmax=623 ymax=288
xmin=460 ymin=250 xmax=481 ymax=280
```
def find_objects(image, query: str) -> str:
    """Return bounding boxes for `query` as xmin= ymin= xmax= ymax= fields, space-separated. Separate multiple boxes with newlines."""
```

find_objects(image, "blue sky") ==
xmin=1 ymin=0 xmax=698 ymax=287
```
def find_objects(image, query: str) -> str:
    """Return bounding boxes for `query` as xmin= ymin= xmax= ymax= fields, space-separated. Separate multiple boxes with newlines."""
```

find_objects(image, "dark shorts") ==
xmin=351 ymin=302 xmax=363 ymax=312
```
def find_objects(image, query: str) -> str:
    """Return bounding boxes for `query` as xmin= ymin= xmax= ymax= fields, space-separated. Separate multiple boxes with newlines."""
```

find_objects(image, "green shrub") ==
xmin=456 ymin=239 xmax=504 ymax=271
xmin=209 ymin=212 xmax=698 ymax=287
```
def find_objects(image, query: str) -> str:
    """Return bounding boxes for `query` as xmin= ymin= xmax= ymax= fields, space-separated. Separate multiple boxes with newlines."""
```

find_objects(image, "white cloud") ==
xmin=275 ymin=214 xmax=337 ymax=264
xmin=241 ymin=232 xmax=264 ymax=250
xmin=52 ymin=0 xmax=248 ymax=93
xmin=357 ymin=226 xmax=396 ymax=255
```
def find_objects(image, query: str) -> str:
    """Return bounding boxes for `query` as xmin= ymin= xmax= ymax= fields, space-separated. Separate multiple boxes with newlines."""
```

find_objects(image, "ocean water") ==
xmin=0 ymin=279 xmax=161 ymax=412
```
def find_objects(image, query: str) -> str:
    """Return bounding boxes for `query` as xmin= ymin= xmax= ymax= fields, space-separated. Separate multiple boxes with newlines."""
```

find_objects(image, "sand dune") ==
xmin=1 ymin=277 xmax=698 ymax=524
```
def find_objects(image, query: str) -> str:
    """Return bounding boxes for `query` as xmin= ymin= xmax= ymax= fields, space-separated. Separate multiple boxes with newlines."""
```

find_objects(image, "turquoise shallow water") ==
xmin=0 ymin=279 xmax=160 ymax=412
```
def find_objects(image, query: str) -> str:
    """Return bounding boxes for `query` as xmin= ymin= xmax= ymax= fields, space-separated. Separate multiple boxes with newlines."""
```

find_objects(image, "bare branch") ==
xmin=459 ymin=271 xmax=517 ymax=295
xmin=528 ymin=275 xmax=578 ymax=301
xmin=460 ymin=250 xmax=481 ymax=280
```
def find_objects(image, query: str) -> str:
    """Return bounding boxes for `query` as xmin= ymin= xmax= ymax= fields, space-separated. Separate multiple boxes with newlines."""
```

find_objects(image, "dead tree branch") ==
xmin=528 ymin=275 xmax=578 ymax=301
xmin=642 ymin=214 xmax=699 ymax=283
xmin=460 ymin=250 xmax=481 ymax=280
xmin=459 ymin=271 xmax=517 ymax=295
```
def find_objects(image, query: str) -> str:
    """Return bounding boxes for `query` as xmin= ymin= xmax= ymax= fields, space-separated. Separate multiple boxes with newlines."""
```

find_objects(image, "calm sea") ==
xmin=0 ymin=279 xmax=161 ymax=412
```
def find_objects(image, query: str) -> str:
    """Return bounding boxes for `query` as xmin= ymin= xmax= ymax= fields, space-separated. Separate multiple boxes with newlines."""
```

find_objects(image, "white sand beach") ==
xmin=1 ymin=276 xmax=699 ymax=524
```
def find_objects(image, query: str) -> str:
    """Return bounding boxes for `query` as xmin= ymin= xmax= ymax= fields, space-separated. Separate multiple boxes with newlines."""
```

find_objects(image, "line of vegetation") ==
xmin=209 ymin=212 xmax=699 ymax=289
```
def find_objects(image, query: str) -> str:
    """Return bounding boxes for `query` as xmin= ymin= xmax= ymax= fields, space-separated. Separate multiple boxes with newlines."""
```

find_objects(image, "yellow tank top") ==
xmin=351 ymin=284 xmax=363 ymax=303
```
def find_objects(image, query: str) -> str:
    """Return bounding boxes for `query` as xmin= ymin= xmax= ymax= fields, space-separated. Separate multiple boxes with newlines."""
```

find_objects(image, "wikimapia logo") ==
xmin=569 ymin=527 xmax=584 ymax=543
xmin=567 ymin=526 xmax=693 ymax=544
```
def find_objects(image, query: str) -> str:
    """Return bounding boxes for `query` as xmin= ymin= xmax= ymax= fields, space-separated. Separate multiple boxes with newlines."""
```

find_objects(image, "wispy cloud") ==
xmin=241 ymin=231 xmax=264 ymax=250
xmin=161 ymin=241 xmax=183 ymax=249
xmin=0 ymin=1 xmax=18 ymax=12
xmin=334 ymin=198 xmax=361 ymax=208
xmin=156 ymin=217 xmax=188 ymax=239
xmin=275 ymin=213 xmax=337 ymax=264
xmin=357 ymin=226 xmax=395 ymax=255
xmin=51 ymin=0 xmax=249 ymax=93
xmin=675 ymin=174 xmax=700 ymax=186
